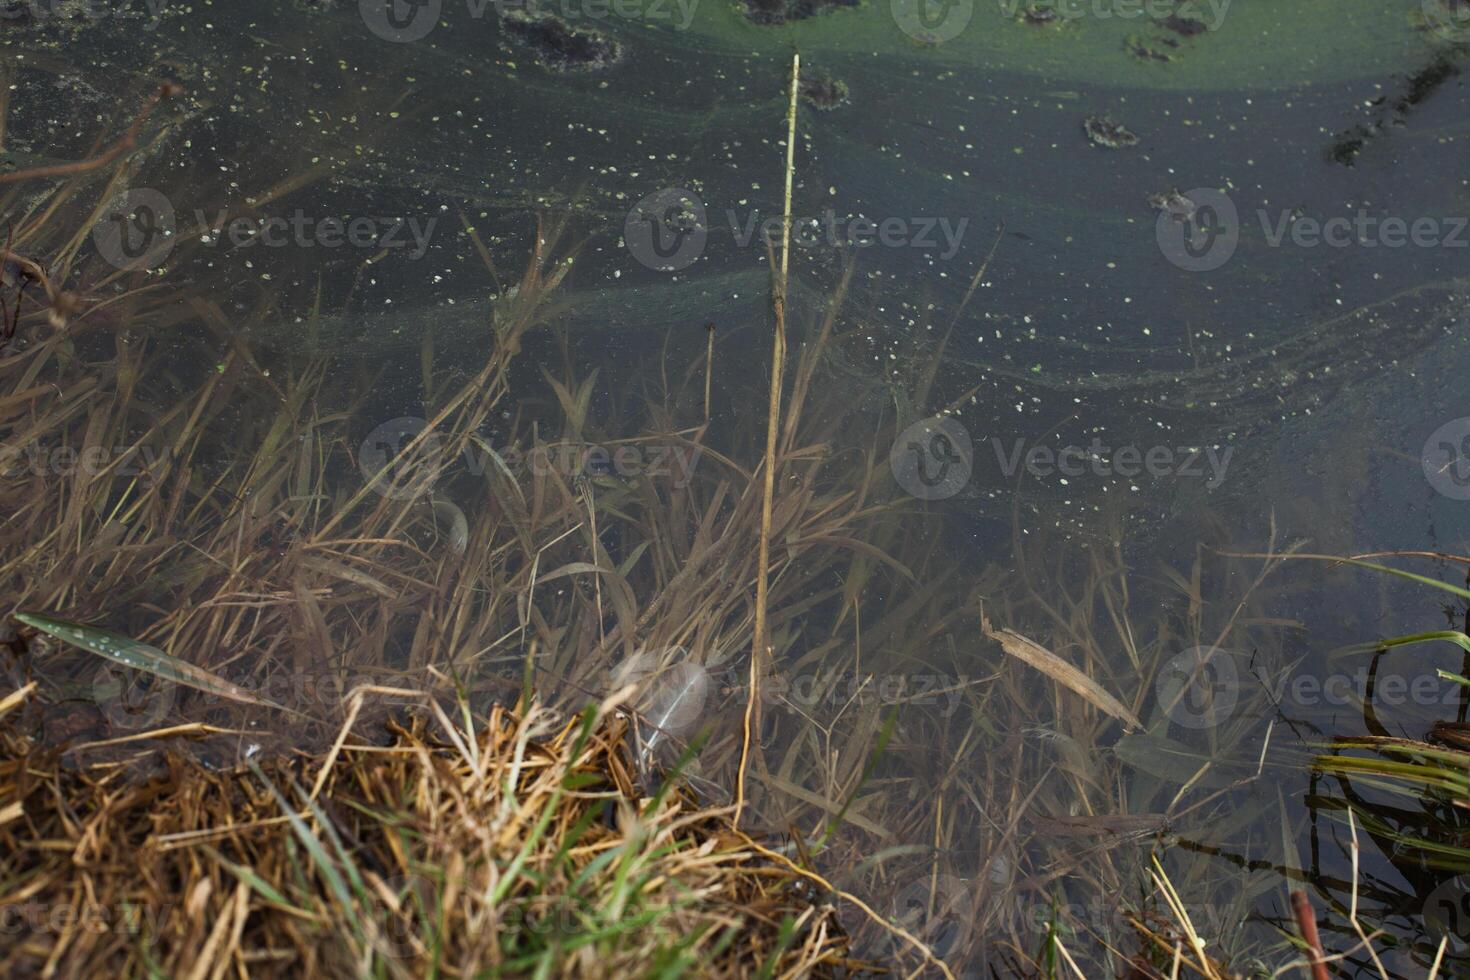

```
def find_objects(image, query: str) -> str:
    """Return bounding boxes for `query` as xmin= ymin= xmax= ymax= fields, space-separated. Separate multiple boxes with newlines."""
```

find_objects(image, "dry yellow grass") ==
xmin=0 ymin=682 xmax=861 ymax=977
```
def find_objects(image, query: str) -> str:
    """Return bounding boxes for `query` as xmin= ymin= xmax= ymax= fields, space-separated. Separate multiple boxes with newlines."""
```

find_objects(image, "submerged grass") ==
xmin=3 ymin=66 xmax=1459 ymax=980
xmin=1303 ymin=555 xmax=1470 ymax=978
xmin=0 ymin=83 xmax=938 ymax=975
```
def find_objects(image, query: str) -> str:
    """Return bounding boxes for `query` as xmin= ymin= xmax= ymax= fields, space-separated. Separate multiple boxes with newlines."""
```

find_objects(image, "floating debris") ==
xmin=1324 ymin=52 xmax=1461 ymax=166
xmin=1396 ymin=53 xmax=1462 ymax=112
xmin=1126 ymin=35 xmax=1174 ymax=62
xmin=429 ymin=497 xmax=469 ymax=555
xmin=1160 ymin=13 xmax=1209 ymax=37
xmin=1083 ymin=114 xmax=1138 ymax=149
xmin=742 ymin=0 xmax=857 ymax=27
xmin=501 ymin=10 xmax=623 ymax=73
xmin=1148 ymin=188 xmax=1196 ymax=222
xmin=799 ymin=72 xmax=849 ymax=111
xmin=1018 ymin=3 xmax=1061 ymax=27
xmin=1325 ymin=123 xmax=1374 ymax=166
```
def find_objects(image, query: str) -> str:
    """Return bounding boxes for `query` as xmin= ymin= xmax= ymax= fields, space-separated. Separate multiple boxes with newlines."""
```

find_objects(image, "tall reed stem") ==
xmin=738 ymin=52 xmax=799 ymax=828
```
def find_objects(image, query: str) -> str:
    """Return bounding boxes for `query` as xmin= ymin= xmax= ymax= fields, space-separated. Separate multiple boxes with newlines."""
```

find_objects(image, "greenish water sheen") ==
xmin=671 ymin=0 xmax=1428 ymax=88
xmin=5 ymin=1 xmax=1470 ymax=975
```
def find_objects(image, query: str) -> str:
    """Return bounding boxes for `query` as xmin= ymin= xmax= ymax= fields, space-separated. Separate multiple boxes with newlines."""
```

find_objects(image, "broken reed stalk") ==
xmin=738 ymin=51 xmax=799 ymax=828
xmin=0 ymin=82 xmax=182 ymax=185
xmin=703 ymin=320 xmax=715 ymax=423
xmin=1290 ymin=890 xmax=1331 ymax=980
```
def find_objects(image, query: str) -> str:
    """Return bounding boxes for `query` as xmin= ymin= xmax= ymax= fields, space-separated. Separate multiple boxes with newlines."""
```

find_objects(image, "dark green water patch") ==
xmin=740 ymin=0 xmax=858 ymax=28
xmin=502 ymin=9 xmax=623 ymax=72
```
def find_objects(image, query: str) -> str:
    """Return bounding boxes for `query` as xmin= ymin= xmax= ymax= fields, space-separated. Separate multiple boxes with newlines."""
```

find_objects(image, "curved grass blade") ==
xmin=16 ymin=612 xmax=295 ymax=715
xmin=1226 ymin=553 xmax=1470 ymax=602
xmin=1337 ymin=630 xmax=1470 ymax=657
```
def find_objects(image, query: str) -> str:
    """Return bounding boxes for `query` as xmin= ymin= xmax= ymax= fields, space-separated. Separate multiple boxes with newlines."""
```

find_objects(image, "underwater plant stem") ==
xmin=0 ymin=83 xmax=181 ymax=185
xmin=1290 ymin=890 xmax=1330 ymax=980
xmin=703 ymin=321 xmax=714 ymax=422
xmin=739 ymin=52 xmax=799 ymax=829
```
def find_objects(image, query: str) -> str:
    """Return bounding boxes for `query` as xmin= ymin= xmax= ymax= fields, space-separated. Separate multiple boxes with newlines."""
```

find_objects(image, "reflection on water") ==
xmin=3 ymin=0 xmax=1470 ymax=975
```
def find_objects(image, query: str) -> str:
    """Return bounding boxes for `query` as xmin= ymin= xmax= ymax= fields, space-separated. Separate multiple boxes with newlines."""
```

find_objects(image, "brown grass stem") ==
xmin=739 ymin=51 xmax=799 ymax=830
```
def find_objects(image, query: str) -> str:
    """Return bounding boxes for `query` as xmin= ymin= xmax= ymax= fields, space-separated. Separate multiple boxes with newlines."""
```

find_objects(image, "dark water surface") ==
xmin=6 ymin=0 xmax=1470 ymax=975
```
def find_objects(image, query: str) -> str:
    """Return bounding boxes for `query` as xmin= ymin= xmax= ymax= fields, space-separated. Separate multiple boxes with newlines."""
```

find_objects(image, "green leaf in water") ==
xmin=16 ymin=612 xmax=295 ymax=716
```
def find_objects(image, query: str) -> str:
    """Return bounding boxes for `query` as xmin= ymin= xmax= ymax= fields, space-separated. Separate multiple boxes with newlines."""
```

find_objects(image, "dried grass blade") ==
xmin=0 ymin=681 xmax=36 ymax=719
xmin=981 ymin=613 xmax=1141 ymax=731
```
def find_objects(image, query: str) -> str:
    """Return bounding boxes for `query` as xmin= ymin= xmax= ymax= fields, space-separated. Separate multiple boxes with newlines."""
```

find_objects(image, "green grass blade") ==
xmin=1340 ymin=630 xmax=1470 ymax=656
xmin=1266 ymin=557 xmax=1470 ymax=601
xmin=18 ymin=612 xmax=295 ymax=715
xmin=247 ymin=758 xmax=363 ymax=941
xmin=756 ymin=916 xmax=799 ymax=980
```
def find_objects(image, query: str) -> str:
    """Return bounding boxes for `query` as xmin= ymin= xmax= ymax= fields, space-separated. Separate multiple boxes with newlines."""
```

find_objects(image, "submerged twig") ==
xmin=1289 ymin=890 xmax=1330 ymax=980
xmin=0 ymin=82 xmax=182 ymax=185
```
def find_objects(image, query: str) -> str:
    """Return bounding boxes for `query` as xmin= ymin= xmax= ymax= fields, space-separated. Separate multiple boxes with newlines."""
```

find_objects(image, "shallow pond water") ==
xmin=4 ymin=0 xmax=1470 ymax=975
